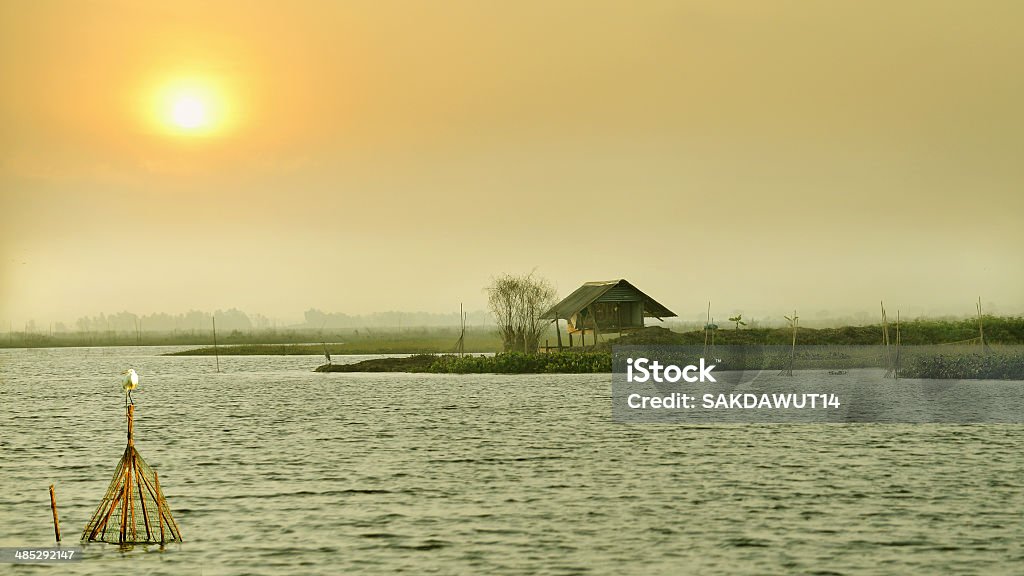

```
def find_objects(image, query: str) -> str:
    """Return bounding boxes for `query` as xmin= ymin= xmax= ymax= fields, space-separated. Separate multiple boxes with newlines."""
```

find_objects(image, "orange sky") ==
xmin=2 ymin=0 xmax=1023 ymax=326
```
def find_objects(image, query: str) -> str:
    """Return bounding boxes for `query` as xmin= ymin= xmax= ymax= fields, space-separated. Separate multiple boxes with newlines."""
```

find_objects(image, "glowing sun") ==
xmin=171 ymin=96 xmax=208 ymax=129
xmin=152 ymin=78 xmax=230 ymax=136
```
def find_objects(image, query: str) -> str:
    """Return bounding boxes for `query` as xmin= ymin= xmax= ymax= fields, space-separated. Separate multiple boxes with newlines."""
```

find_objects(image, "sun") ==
xmin=171 ymin=96 xmax=208 ymax=129
xmin=152 ymin=78 xmax=229 ymax=136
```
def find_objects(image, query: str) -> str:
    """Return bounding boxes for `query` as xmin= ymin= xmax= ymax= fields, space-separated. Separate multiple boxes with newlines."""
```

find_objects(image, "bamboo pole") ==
xmin=895 ymin=310 xmax=901 ymax=379
xmin=129 ymin=454 xmax=138 ymax=542
xmin=122 ymin=405 xmax=135 ymax=542
xmin=790 ymin=310 xmax=797 ymax=361
xmin=120 ymin=453 xmax=131 ymax=542
xmin=881 ymin=302 xmax=893 ymax=378
xmin=127 ymin=405 xmax=134 ymax=446
xmin=137 ymin=472 xmax=165 ymax=543
xmin=49 ymin=484 xmax=60 ymax=542
xmin=140 ymin=469 xmax=181 ymax=541
xmin=153 ymin=471 xmax=181 ymax=541
xmin=977 ymin=297 xmax=986 ymax=349
xmin=136 ymin=468 xmax=152 ymax=541
xmin=703 ymin=302 xmax=711 ymax=359
xmin=212 ymin=316 xmax=220 ymax=373
xmin=92 ymin=478 xmax=125 ymax=541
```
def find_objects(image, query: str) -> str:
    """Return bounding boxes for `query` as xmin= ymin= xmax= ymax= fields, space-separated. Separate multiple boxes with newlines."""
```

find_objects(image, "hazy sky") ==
xmin=2 ymin=0 xmax=1022 ymax=327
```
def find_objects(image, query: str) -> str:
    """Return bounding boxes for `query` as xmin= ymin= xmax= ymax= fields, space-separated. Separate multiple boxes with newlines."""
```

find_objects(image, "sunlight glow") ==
xmin=152 ymin=78 xmax=230 ymax=136
xmin=171 ymin=96 xmax=207 ymax=129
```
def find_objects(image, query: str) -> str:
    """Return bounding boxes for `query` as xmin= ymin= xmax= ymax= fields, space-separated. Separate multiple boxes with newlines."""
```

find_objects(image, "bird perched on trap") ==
xmin=82 ymin=370 xmax=182 ymax=544
xmin=122 ymin=368 xmax=138 ymax=406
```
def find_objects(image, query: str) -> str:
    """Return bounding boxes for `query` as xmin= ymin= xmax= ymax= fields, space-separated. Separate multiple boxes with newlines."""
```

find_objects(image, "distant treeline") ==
xmin=302 ymin=309 xmax=493 ymax=329
xmin=17 ymin=308 xmax=495 ymax=336
xmin=6 ymin=315 xmax=1024 ymax=350
xmin=169 ymin=330 xmax=504 ymax=356
xmin=3 ymin=325 xmax=503 ymax=350
xmin=605 ymin=316 xmax=1024 ymax=347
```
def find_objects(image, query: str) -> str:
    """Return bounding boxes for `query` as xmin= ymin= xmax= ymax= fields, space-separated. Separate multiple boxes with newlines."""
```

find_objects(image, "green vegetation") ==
xmin=314 ymin=352 xmax=611 ymax=374
xmin=902 ymin=350 xmax=1024 ymax=380
xmin=314 ymin=354 xmax=440 ymax=372
xmin=426 ymin=352 xmax=611 ymax=374
xmin=599 ymin=316 xmax=1024 ymax=347
xmin=311 ymin=345 xmax=1024 ymax=379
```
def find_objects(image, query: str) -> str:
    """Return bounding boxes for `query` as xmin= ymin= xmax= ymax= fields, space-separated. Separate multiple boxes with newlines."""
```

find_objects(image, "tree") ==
xmin=486 ymin=272 xmax=557 ymax=353
xmin=728 ymin=314 xmax=747 ymax=330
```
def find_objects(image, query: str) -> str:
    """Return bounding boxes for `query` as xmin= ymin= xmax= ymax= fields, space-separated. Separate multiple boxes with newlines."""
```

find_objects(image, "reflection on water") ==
xmin=1 ymin=347 xmax=1022 ymax=575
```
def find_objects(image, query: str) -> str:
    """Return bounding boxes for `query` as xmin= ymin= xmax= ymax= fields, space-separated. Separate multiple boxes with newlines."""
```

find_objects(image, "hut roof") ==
xmin=540 ymin=279 xmax=676 ymax=321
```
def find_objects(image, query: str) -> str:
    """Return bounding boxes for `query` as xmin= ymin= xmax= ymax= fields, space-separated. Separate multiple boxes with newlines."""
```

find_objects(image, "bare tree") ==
xmin=486 ymin=272 xmax=557 ymax=352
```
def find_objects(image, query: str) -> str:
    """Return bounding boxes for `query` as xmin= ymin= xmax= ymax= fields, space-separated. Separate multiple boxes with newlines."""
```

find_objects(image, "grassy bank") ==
xmin=314 ymin=352 xmax=611 ymax=374
xmin=426 ymin=352 xmax=611 ymax=374
xmin=902 ymin=350 xmax=1024 ymax=380
xmin=313 ymin=346 xmax=1024 ymax=379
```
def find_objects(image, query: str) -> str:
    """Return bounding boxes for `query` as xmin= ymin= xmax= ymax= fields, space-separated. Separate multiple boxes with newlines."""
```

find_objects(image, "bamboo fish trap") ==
xmin=82 ymin=404 xmax=182 ymax=544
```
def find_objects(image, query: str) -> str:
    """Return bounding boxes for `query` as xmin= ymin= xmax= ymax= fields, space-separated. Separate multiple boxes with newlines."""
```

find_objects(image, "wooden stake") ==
xmin=121 ymin=453 xmax=131 ymax=543
xmin=703 ymin=302 xmax=711 ymax=358
xmin=895 ymin=310 xmax=901 ymax=379
xmin=136 ymin=468 xmax=152 ymax=541
xmin=91 ymin=478 xmax=126 ymax=541
xmin=212 ymin=316 xmax=220 ymax=373
xmin=153 ymin=471 xmax=181 ymax=541
xmin=138 ymin=471 xmax=165 ymax=543
xmin=977 ymin=297 xmax=986 ymax=349
xmin=49 ymin=484 xmax=60 ymax=542
xmin=127 ymin=405 xmax=135 ymax=446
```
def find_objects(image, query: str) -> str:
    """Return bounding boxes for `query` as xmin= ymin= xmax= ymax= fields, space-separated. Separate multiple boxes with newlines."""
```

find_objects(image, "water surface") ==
xmin=1 ymin=347 xmax=1021 ymax=574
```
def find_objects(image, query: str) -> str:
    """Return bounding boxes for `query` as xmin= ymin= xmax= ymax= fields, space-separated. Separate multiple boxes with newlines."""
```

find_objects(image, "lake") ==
xmin=1 ymin=347 xmax=1021 ymax=574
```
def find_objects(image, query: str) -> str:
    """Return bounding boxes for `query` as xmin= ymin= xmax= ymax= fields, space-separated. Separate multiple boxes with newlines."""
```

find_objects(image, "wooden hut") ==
xmin=540 ymin=279 xmax=676 ymax=347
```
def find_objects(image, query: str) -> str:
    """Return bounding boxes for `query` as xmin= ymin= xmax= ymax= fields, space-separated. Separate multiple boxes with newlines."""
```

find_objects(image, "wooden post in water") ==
xmin=703 ymin=302 xmax=711 ymax=359
xmin=49 ymin=484 xmax=60 ymax=542
xmin=790 ymin=310 xmax=797 ymax=351
xmin=977 ymin=297 xmax=986 ymax=350
xmin=895 ymin=310 xmax=902 ymax=379
xmin=155 ymin=471 xmax=166 ymax=544
xmin=780 ymin=310 xmax=798 ymax=376
xmin=212 ymin=316 xmax=220 ymax=373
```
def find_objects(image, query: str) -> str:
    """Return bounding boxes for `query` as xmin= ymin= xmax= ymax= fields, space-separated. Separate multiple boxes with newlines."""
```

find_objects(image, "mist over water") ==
xmin=1 ymin=347 xmax=1021 ymax=574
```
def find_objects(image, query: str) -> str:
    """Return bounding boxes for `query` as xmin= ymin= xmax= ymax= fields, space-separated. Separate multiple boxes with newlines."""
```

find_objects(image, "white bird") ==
xmin=122 ymin=369 xmax=139 ymax=406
